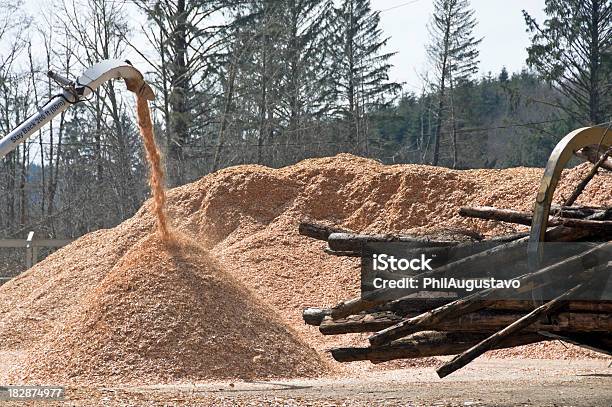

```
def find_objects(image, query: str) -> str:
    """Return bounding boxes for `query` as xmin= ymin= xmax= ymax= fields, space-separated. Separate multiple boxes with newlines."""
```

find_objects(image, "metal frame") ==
xmin=527 ymin=125 xmax=612 ymax=269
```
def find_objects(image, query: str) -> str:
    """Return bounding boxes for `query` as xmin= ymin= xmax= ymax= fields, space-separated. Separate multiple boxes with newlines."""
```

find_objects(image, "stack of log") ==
xmin=300 ymin=202 xmax=612 ymax=378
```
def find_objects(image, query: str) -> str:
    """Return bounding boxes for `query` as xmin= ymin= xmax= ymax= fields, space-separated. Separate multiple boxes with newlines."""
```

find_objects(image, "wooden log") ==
xmin=436 ymin=233 xmax=529 ymax=265
xmin=575 ymin=145 xmax=612 ymax=172
xmin=330 ymin=331 xmax=544 ymax=363
xmin=459 ymin=206 xmax=535 ymax=226
xmin=436 ymin=275 xmax=604 ymax=378
xmin=303 ymin=297 xmax=458 ymax=326
xmin=565 ymin=146 xmax=612 ymax=206
xmin=366 ymin=237 xmax=526 ymax=265
xmin=377 ymin=296 xmax=457 ymax=315
xmin=432 ymin=311 xmax=612 ymax=334
xmin=550 ymin=205 xmax=612 ymax=219
xmin=303 ymin=307 xmax=333 ymax=326
xmin=320 ymin=310 xmax=612 ymax=335
xmin=367 ymin=246 xmax=611 ymax=346
xmin=327 ymin=233 xmax=457 ymax=252
xmin=320 ymin=312 xmax=404 ymax=334
xmin=330 ymin=223 xmax=609 ymax=320
xmin=383 ymin=298 xmax=612 ymax=315
xmin=459 ymin=206 xmax=612 ymax=230
xmin=298 ymin=221 xmax=352 ymax=241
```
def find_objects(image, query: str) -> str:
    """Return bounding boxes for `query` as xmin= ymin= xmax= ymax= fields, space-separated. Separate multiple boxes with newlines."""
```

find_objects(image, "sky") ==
xmin=373 ymin=0 xmax=548 ymax=91
xmin=21 ymin=0 xmax=549 ymax=91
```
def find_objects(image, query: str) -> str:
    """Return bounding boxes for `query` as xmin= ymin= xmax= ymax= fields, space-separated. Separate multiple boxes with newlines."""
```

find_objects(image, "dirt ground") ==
xmin=2 ymin=356 xmax=610 ymax=406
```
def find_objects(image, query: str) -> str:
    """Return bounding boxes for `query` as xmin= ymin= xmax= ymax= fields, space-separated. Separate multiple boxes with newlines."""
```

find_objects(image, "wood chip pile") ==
xmin=4 ymin=233 xmax=328 ymax=384
xmin=0 ymin=154 xmax=610 ymax=384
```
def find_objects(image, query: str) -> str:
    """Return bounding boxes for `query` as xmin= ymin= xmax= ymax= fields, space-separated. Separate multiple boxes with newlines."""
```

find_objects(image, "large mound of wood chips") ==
xmin=1 ymin=154 xmax=610 ymax=383
xmin=6 ymin=233 xmax=327 ymax=384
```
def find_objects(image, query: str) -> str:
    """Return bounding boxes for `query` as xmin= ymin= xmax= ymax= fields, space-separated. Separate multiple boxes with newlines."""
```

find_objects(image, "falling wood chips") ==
xmin=0 ymin=154 xmax=610 ymax=384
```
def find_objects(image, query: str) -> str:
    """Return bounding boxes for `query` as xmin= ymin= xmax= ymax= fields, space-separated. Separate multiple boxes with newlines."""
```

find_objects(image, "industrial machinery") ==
xmin=0 ymin=59 xmax=154 ymax=159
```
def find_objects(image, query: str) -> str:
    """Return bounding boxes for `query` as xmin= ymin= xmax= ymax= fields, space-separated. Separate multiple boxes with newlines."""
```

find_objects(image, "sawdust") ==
xmin=485 ymin=340 xmax=605 ymax=359
xmin=0 ymin=154 xmax=610 ymax=383
xmin=136 ymin=95 xmax=171 ymax=242
xmin=8 ymin=233 xmax=327 ymax=384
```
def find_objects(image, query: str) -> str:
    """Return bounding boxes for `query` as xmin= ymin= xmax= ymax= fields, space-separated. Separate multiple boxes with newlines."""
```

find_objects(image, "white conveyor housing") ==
xmin=0 ymin=59 xmax=154 ymax=159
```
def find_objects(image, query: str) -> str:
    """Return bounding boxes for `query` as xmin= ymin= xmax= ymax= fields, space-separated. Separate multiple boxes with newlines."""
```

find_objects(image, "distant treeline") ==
xmin=371 ymin=68 xmax=577 ymax=169
xmin=0 ymin=0 xmax=609 ymax=245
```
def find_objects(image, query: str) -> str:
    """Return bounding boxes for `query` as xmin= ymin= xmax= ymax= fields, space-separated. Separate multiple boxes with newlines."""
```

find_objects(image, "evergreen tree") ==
xmin=426 ymin=0 xmax=481 ymax=166
xmin=499 ymin=67 xmax=509 ymax=83
xmin=278 ymin=0 xmax=335 ymax=145
xmin=523 ymin=0 xmax=612 ymax=125
xmin=328 ymin=0 xmax=401 ymax=154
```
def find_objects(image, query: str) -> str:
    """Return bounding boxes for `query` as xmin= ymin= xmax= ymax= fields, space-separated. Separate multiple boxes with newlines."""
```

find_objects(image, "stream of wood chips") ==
xmin=136 ymin=95 xmax=171 ymax=242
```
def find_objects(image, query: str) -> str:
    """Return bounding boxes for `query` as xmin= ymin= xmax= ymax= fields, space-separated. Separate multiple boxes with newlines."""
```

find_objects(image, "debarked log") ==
xmin=330 ymin=331 xmax=544 ymax=363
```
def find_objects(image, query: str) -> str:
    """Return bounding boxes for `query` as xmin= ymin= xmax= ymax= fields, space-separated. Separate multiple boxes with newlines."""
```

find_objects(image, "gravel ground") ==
xmin=2 ymin=358 xmax=610 ymax=406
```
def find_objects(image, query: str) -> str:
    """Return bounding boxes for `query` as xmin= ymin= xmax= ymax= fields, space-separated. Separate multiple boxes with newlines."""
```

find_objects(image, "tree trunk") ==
xmin=168 ymin=0 xmax=189 ymax=186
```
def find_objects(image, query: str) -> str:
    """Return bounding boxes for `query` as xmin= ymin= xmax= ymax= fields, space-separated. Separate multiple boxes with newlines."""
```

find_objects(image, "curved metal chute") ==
xmin=0 ymin=60 xmax=154 ymax=159
xmin=73 ymin=59 xmax=155 ymax=101
xmin=527 ymin=125 xmax=612 ymax=269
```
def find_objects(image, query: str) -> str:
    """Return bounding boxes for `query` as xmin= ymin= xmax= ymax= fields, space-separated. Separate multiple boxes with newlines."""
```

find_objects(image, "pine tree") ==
xmin=523 ymin=0 xmax=612 ymax=125
xmin=278 ymin=0 xmax=335 ymax=148
xmin=499 ymin=67 xmax=509 ymax=83
xmin=329 ymin=0 xmax=401 ymax=154
xmin=427 ymin=0 xmax=481 ymax=166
